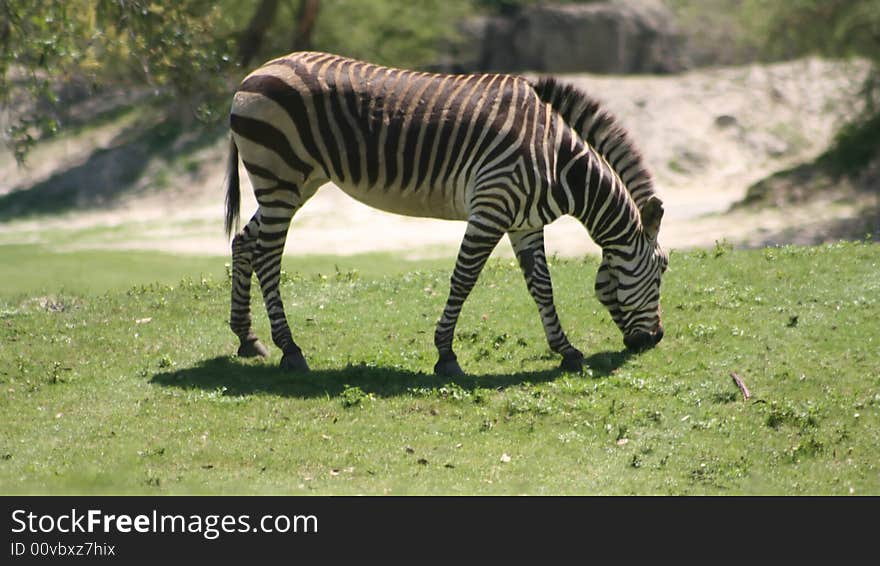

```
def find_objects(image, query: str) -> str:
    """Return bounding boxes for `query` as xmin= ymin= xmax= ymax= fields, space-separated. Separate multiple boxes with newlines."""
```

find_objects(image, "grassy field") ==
xmin=1 ymin=241 xmax=878 ymax=494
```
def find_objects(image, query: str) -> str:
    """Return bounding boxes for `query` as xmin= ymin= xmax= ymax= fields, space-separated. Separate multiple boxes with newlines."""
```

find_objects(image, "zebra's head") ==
xmin=594 ymin=196 xmax=668 ymax=351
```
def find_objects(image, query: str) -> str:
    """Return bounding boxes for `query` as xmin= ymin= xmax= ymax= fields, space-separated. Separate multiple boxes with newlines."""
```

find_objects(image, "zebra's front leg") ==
xmin=252 ymin=209 xmax=310 ymax=372
xmin=434 ymin=218 xmax=505 ymax=377
xmin=508 ymin=229 xmax=584 ymax=373
xmin=230 ymin=214 xmax=270 ymax=359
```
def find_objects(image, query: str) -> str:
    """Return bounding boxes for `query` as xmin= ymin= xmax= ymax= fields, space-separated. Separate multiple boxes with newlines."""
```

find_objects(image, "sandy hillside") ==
xmin=0 ymin=57 xmax=873 ymax=258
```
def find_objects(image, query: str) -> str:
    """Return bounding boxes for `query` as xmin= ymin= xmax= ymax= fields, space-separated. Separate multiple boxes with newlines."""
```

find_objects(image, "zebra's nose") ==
xmin=624 ymin=324 xmax=663 ymax=351
xmin=624 ymin=331 xmax=654 ymax=351
xmin=653 ymin=324 xmax=664 ymax=345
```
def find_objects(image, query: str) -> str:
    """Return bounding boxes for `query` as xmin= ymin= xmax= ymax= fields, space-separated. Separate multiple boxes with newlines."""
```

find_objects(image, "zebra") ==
xmin=224 ymin=51 xmax=668 ymax=377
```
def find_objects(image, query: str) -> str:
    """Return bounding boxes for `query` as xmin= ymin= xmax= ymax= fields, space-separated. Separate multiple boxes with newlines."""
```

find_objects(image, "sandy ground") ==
xmin=1 ymin=58 xmax=873 ymax=259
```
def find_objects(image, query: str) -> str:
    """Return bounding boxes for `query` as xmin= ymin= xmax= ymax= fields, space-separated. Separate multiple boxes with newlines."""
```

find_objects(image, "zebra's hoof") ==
xmin=559 ymin=351 xmax=584 ymax=373
xmin=434 ymin=358 xmax=466 ymax=378
xmin=280 ymin=350 xmax=310 ymax=372
xmin=238 ymin=339 xmax=269 ymax=358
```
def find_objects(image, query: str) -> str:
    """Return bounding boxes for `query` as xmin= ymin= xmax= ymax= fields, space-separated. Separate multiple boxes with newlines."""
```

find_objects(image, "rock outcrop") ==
xmin=438 ymin=0 xmax=684 ymax=74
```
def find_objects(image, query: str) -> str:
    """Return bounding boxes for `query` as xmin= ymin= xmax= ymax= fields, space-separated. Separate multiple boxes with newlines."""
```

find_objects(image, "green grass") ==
xmin=0 ymin=244 xmax=450 ymax=296
xmin=1 ymin=242 xmax=878 ymax=494
xmin=0 ymin=245 xmax=225 ymax=296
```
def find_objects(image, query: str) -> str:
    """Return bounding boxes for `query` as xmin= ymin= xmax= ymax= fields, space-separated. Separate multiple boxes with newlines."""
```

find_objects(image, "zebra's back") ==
xmin=231 ymin=52 xmax=553 ymax=221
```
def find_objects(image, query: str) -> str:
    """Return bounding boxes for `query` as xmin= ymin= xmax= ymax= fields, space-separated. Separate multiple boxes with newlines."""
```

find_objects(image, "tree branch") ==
xmin=238 ymin=0 xmax=280 ymax=68
xmin=730 ymin=372 xmax=751 ymax=401
xmin=291 ymin=0 xmax=320 ymax=53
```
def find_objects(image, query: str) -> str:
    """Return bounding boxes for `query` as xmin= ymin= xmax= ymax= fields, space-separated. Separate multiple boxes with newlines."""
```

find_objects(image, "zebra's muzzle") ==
xmin=624 ymin=325 xmax=663 ymax=351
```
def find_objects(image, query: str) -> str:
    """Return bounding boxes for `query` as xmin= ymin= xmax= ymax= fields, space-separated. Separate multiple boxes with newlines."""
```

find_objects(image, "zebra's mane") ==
xmin=530 ymin=77 xmax=655 ymax=209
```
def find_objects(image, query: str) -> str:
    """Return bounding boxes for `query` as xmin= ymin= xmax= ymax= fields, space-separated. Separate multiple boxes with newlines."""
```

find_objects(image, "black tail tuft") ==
xmin=225 ymin=137 xmax=241 ymax=238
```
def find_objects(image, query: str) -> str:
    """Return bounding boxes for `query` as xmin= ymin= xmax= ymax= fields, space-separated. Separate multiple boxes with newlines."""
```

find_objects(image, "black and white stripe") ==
xmin=224 ymin=52 xmax=668 ymax=375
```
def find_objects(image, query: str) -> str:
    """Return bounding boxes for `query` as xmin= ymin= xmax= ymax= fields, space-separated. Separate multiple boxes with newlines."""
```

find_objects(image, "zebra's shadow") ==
xmin=149 ymin=352 xmax=632 ymax=399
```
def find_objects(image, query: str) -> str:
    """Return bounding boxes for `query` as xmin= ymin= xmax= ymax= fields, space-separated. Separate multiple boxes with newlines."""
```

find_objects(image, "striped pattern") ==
xmin=531 ymin=77 xmax=656 ymax=209
xmin=224 ymin=52 xmax=667 ymax=374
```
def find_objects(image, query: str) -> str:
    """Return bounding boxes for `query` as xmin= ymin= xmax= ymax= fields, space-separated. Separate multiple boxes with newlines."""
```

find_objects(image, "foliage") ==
xmin=818 ymin=111 xmax=880 ymax=176
xmin=754 ymin=0 xmax=880 ymax=187
xmin=662 ymin=0 xmax=768 ymax=66
xmin=92 ymin=2 xmax=236 ymax=103
xmin=1 ymin=1 xmax=90 ymax=163
xmin=4 ymin=0 xmax=879 ymax=167
xmin=1 ymin=243 xmax=879 ymax=494
xmin=473 ymin=0 xmax=597 ymax=16
xmin=760 ymin=0 xmax=880 ymax=114
xmin=0 ymin=1 xmax=237 ymax=164
xmin=760 ymin=0 xmax=880 ymax=64
xmin=0 ymin=0 xmax=480 ymax=164
xmin=309 ymin=0 xmax=471 ymax=69
xmin=674 ymin=0 xmax=880 ymax=193
xmin=665 ymin=0 xmax=880 ymax=74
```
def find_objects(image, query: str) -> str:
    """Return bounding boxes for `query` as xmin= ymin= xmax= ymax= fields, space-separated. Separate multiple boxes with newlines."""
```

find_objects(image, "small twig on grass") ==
xmin=730 ymin=371 xmax=751 ymax=400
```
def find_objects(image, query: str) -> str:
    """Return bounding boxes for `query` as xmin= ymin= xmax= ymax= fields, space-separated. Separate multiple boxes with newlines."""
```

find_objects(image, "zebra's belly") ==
xmin=333 ymin=180 xmax=468 ymax=221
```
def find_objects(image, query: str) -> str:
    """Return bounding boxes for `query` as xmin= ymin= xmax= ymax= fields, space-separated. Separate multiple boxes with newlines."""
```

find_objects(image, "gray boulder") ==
xmin=440 ymin=1 xmax=684 ymax=74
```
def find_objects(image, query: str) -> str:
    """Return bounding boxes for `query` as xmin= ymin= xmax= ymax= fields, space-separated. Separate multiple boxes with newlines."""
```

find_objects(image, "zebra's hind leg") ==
xmin=508 ymin=229 xmax=584 ymax=373
xmin=434 ymin=218 xmax=505 ymax=377
xmin=230 ymin=214 xmax=270 ymax=359
xmin=252 ymin=181 xmax=321 ymax=372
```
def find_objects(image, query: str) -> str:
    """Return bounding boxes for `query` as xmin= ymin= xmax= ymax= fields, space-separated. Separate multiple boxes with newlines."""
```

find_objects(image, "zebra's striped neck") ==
xmin=532 ymin=77 xmax=656 ymax=211
xmin=554 ymin=136 xmax=642 ymax=250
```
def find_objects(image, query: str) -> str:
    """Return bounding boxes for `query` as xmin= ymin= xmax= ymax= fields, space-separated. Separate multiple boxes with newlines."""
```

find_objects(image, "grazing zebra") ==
xmin=225 ymin=51 xmax=668 ymax=376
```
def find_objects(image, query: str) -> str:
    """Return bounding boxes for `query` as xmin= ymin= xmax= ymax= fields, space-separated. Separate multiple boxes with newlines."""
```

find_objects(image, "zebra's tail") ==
xmin=225 ymin=136 xmax=241 ymax=238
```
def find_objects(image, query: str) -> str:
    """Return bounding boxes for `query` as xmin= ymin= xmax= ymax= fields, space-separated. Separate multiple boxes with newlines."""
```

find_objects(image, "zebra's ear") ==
xmin=640 ymin=196 xmax=664 ymax=241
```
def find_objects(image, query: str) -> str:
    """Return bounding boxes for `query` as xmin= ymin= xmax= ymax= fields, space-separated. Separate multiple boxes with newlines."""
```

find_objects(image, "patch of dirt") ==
xmin=0 ymin=57 xmax=872 ymax=258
